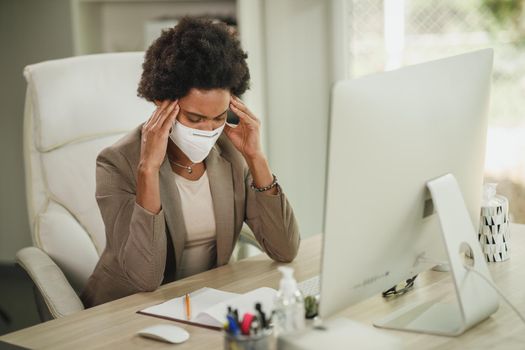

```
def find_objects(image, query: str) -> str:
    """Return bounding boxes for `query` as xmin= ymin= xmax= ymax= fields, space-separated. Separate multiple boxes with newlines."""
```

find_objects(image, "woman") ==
xmin=81 ymin=17 xmax=300 ymax=307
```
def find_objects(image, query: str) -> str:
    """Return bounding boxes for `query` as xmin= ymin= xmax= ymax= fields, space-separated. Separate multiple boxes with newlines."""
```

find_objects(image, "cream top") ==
xmin=174 ymin=170 xmax=217 ymax=279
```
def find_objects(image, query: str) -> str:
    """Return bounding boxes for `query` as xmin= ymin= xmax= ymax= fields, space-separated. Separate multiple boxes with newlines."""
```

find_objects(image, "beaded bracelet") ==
xmin=250 ymin=174 xmax=279 ymax=192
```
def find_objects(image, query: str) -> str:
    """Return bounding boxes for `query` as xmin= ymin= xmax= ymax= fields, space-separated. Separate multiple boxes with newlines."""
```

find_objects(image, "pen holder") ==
xmin=223 ymin=329 xmax=276 ymax=350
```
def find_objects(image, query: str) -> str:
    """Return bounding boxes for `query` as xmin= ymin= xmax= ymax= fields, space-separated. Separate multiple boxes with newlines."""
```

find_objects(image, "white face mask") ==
xmin=169 ymin=120 xmax=225 ymax=163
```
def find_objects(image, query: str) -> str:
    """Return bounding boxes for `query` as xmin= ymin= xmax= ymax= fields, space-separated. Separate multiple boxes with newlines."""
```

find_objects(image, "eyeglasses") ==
xmin=382 ymin=275 xmax=418 ymax=298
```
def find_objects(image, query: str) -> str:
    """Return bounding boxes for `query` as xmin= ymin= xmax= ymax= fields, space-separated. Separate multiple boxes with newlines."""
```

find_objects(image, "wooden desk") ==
xmin=1 ymin=224 xmax=525 ymax=349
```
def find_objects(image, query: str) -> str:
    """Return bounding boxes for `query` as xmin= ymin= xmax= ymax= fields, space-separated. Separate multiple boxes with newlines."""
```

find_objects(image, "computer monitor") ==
xmin=319 ymin=49 xmax=499 ymax=336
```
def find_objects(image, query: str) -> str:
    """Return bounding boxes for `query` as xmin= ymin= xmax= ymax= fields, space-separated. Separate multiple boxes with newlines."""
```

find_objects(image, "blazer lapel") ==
xmin=205 ymin=146 xmax=235 ymax=266
xmin=159 ymin=158 xmax=187 ymax=271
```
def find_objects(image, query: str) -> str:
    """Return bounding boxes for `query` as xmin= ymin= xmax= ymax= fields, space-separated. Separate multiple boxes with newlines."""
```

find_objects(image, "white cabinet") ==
xmin=71 ymin=0 xmax=236 ymax=55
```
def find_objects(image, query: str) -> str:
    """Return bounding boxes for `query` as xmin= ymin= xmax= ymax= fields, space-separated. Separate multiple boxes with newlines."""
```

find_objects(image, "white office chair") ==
xmin=17 ymin=52 xmax=260 ymax=321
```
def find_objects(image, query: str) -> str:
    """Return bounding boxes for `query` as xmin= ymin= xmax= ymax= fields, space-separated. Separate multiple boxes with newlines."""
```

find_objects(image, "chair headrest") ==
xmin=24 ymin=52 xmax=154 ymax=151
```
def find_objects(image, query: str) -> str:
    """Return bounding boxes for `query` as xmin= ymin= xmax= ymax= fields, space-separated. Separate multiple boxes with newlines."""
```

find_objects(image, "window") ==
xmin=347 ymin=0 xmax=525 ymax=223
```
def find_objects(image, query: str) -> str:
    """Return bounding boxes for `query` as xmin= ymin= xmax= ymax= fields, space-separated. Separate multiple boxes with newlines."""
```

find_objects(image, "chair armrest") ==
xmin=16 ymin=247 xmax=84 ymax=319
xmin=239 ymin=227 xmax=262 ymax=251
xmin=230 ymin=225 xmax=263 ymax=263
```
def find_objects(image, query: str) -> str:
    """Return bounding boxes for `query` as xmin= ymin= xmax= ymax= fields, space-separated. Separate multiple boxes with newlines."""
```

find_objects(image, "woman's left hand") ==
xmin=225 ymin=96 xmax=277 ymax=194
xmin=224 ymin=96 xmax=264 ymax=160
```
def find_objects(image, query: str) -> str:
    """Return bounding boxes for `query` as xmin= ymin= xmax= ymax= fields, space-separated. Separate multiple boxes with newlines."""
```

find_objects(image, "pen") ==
xmin=240 ymin=313 xmax=255 ymax=335
xmin=185 ymin=293 xmax=191 ymax=320
xmin=233 ymin=309 xmax=239 ymax=325
xmin=255 ymin=303 xmax=267 ymax=328
xmin=227 ymin=315 xmax=240 ymax=336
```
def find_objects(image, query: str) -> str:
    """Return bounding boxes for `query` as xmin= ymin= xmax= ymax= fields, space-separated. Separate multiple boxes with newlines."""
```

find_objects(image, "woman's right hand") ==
xmin=139 ymin=100 xmax=179 ymax=172
xmin=136 ymin=100 xmax=179 ymax=214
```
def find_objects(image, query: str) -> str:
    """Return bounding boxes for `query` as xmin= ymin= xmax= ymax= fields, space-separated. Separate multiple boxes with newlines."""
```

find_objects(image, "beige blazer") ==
xmin=81 ymin=125 xmax=300 ymax=307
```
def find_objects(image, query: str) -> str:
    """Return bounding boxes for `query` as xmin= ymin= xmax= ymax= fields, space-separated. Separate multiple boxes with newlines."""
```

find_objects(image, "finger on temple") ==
xmin=231 ymin=99 xmax=258 ymax=121
xmin=160 ymin=104 xmax=180 ymax=131
xmin=156 ymin=101 xmax=177 ymax=123
xmin=231 ymin=105 xmax=255 ymax=124
xmin=152 ymin=100 xmax=177 ymax=128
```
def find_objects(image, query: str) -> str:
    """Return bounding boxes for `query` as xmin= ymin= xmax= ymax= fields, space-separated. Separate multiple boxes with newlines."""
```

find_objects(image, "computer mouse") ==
xmin=138 ymin=324 xmax=190 ymax=344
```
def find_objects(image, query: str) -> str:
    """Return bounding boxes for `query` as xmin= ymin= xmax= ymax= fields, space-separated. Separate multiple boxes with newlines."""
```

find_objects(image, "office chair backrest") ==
xmin=23 ymin=52 xmax=154 ymax=293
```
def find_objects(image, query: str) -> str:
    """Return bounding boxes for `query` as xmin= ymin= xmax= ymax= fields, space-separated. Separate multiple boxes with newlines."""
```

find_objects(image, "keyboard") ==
xmin=298 ymin=275 xmax=320 ymax=296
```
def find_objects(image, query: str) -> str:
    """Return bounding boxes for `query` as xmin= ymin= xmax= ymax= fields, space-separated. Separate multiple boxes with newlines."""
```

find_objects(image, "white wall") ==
xmin=0 ymin=0 xmax=74 ymax=262
xmin=239 ymin=0 xmax=346 ymax=238
xmin=237 ymin=0 xmax=268 ymax=152
xmin=264 ymin=0 xmax=331 ymax=238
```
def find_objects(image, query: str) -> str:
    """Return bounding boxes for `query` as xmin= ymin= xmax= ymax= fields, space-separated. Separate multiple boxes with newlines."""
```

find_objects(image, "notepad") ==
xmin=138 ymin=287 xmax=277 ymax=330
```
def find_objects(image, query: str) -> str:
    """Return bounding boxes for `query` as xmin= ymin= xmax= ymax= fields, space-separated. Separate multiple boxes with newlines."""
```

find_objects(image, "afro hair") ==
xmin=137 ymin=16 xmax=250 ymax=101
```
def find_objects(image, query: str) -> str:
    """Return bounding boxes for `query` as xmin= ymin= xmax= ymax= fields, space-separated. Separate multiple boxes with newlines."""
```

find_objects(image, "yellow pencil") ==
xmin=185 ymin=293 xmax=191 ymax=320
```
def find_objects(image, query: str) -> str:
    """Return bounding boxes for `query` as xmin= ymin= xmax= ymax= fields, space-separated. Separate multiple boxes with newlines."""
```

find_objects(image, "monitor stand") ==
xmin=374 ymin=173 xmax=499 ymax=336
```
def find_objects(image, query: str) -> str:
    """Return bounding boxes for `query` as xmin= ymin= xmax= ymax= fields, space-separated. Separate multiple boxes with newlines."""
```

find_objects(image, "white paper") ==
xmin=140 ymin=287 xmax=277 ymax=328
xmin=203 ymin=287 xmax=277 ymax=324
xmin=140 ymin=287 xmax=238 ymax=327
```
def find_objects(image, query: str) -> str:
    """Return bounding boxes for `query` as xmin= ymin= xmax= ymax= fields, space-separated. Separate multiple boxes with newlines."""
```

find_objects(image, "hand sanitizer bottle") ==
xmin=273 ymin=266 xmax=305 ymax=336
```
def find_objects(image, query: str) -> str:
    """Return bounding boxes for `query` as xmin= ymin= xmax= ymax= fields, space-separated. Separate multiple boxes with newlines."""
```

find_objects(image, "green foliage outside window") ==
xmin=481 ymin=0 xmax=525 ymax=45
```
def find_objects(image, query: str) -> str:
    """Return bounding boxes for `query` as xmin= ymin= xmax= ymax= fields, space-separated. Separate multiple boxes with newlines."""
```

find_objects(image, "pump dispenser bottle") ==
xmin=273 ymin=266 xmax=305 ymax=335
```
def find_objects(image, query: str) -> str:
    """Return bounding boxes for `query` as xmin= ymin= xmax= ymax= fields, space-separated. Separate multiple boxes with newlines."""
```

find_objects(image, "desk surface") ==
xmin=2 ymin=224 xmax=525 ymax=349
